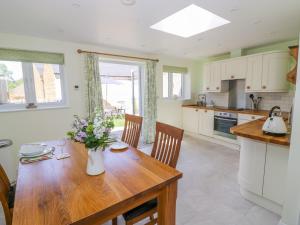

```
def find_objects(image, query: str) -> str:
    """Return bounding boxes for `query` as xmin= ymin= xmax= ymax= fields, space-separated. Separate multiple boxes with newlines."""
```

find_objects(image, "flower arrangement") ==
xmin=67 ymin=110 xmax=115 ymax=151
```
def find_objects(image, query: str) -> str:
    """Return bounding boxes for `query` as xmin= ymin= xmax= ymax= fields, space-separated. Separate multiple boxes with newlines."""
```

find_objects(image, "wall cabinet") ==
xmin=223 ymin=57 xmax=247 ymax=80
xmin=203 ymin=51 xmax=290 ymax=93
xmin=261 ymin=52 xmax=290 ymax=92
xmin=203 ymin=62 xmax=228 ymax=93
xmin=182 ymin=108 xmax=214 ymax=137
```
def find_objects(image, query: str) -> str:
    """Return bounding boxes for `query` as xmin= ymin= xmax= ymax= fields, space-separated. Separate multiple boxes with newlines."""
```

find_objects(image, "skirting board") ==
xmin=277 ymin=221 xmax=287 ymax=225
xmin=184 ymin=131 xmax=240 ymax=151
xmin=240 ymin=187 xmax=283 ymax=215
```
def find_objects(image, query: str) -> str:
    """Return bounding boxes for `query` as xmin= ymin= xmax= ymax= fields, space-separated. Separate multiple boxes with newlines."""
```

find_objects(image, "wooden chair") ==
xmin=113 ymin=122 xmax=184 ymax=225
xmin=0 ymin=164 xmax=15 ymax=225
xmin=121 ymin=114 xmax=143 ymax=148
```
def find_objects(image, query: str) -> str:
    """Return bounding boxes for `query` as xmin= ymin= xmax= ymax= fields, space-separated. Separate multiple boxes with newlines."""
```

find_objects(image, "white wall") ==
xmin=281 ymin=37 xmax=300 ymax=225
xmin=0 ymin=33 xmax=198 ymax=181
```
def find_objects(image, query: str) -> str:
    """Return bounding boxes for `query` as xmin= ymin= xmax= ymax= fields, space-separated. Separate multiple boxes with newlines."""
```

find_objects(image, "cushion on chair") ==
xmin=123 ymin=198 xmax=157 ymax=221
xmin=8 ymin=184 xmax=16 ymax=208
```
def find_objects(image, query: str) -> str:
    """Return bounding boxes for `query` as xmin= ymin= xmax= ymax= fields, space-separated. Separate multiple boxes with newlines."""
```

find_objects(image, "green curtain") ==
xmin=0 ymin=48 xmax=64 ymax=64
xmin=143 ymin=60 xmax=157 ymax=144
xmin=85 ymin=53 xmax=104 ymax=118
xmin=163 ymin=65 xmax=188 ymax=74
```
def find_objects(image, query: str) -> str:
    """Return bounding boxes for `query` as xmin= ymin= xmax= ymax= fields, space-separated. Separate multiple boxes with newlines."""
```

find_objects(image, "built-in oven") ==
xmin=214 ymin=112 xmax=238 ymax=139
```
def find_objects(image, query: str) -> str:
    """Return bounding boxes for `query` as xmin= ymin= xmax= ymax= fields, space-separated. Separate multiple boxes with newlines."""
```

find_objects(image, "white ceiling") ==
xmin=0 ymin=0 xmax=299 ymax=59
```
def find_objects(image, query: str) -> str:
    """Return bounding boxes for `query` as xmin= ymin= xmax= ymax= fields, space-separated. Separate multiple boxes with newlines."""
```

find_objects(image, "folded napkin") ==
xmin=20 ymin=153 xmax=54 ymax=164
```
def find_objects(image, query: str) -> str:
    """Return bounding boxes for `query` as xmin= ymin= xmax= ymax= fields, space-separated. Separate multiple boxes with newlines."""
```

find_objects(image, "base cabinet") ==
xmin=263 ymin=144 xmax=289 ymax=205
xmin=239 ymin=137 xmax=289 ymax=214
xmin=239 ymin=139 xmax=266 ymax=195
xmin=182 ymin=108 xmax=199 ymax=133
xmin=182 ymin=108 xmax=214 ymax=137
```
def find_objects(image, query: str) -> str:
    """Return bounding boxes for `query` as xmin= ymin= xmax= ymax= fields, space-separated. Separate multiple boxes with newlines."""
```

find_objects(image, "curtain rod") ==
xmin=77 ymin=49 xmax=159 ymax=62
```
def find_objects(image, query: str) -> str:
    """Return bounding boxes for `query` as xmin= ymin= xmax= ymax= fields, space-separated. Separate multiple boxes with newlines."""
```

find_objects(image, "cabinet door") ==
xmin=201 ymin=109 xmax=214 ymax=136
xmin=210 ymin=62 xmax=222 ymax=92
xmin=246 ymin=55 xmax=263 ymax=92
xmin=182 ymin=108 xmax=199 ymax=133
xmin=239 ymin=138 xmax=267 ymax=195
xmin=263 ymin=144 xmax=289 ymax=205
xmin=203 ymin=64 xmax=211 ymax=92
xmin=262 ymin=52 xmax=289 ymax=92
xmin=226 ymin=58 xmax=247 ymax=80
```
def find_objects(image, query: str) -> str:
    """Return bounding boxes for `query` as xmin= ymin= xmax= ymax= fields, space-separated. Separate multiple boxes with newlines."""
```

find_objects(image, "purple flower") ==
xmin=74 ymin=135 xmax=83 ymax=142
xmin=78 ymin=131 xmax=87 ymax=138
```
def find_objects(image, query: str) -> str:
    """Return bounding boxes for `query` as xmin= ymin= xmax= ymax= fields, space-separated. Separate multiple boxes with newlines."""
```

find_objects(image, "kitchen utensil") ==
xmin=249 ymin=94 xmax=262 ymax=110
xmin=262 ymin=106 xmax=287 ymax=136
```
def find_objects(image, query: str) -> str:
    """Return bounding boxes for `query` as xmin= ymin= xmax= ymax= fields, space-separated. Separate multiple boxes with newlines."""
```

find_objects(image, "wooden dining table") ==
xmin=12 ymin=140 xmax=182 ymax=225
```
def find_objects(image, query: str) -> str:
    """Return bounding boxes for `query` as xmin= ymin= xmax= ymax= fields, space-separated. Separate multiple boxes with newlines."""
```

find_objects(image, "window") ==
xmin=0 ymin=49 xmax=65 ymax=111
xmin=162 ymin=65 xmax=187 ymax=99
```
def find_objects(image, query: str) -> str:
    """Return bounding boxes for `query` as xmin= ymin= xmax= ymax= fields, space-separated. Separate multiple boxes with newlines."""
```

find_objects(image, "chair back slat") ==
xmin=0 ymin=164 xmax=12 ymax=225
xmin=121 ymin=114 xmax=143 ymax=148
xmin=151 ymin=122 xmax=184 ymax=168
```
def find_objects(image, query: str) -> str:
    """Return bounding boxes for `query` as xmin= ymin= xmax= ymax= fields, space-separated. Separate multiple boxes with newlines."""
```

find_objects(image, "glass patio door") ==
xmin=99 ymin=60 xmax=142 ymax=128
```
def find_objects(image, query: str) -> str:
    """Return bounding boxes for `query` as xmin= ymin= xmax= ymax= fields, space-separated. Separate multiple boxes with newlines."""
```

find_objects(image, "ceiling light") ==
xmin=150 ymin=4 xmax=230 ymax=38
xmin=121 ymin=0 xmax=136 ymax=6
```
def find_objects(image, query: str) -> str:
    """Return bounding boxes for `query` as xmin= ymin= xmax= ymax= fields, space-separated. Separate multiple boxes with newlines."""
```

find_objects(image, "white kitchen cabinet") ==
xmin=203 ymin=63 xmax=211 ymax=92
xmin=263 ymin=144 xmax=289 ymax=205
xmin=239 ymin=138 xmax=267 ymax=195
xmin=246 ymin=55 xmax=263 ymax=92
xmin=223 ymin=57 xmax=247 ymax=80
xmin=238 ymin=114 xmax=265 ymax=125
xmin=203 ymin=62 xmax=228 ymax=93
xmin=261 ymin=52 xmax=289 ymax=92
xmin=182 ymin=108 xmax=199 ymax=133
xmin=198 ymin=109 xmax=214 ymax=136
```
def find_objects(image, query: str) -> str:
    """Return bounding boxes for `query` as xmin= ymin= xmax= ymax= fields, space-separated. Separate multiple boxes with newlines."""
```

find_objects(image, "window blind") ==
xmin=0 ymin=48 xmax=64 ymax=64
xmin=163 ymin=65 xmax=188 ymax=74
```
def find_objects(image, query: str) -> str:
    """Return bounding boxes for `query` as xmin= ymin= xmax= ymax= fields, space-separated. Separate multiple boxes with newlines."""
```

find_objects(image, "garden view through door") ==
xmin=100 ymin=61 xmax=142 ymax=130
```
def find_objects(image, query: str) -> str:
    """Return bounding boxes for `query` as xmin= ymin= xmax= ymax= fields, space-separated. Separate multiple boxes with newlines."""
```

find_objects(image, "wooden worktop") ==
xmin=182 ymin=105 xmax=271 ymax=116
xmin=231 ymin=119 xmax=290 ymax=146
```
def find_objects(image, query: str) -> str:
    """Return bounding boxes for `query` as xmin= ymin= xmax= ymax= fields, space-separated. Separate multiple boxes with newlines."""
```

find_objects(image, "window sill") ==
xmin=161 ymin=97 xmax=190 ymax=101
xmin=0 ymin=104 xmax=70 ymax=113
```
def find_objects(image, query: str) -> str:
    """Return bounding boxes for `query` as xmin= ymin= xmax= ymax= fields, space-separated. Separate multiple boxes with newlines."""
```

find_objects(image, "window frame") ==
xmin=0 ymin=61 xmax=67 ymax=112
xmin=162 ymin=71 xmax=185 ymax=100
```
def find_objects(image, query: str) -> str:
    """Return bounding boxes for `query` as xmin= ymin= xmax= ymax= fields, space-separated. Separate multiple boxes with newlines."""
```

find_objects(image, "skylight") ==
xmin=150 ymin=4 xmax=230 ymax=38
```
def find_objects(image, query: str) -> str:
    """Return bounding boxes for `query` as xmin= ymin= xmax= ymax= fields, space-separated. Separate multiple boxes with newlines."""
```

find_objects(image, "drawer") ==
xmin=238 ymin=114 xmax=265 ymax=122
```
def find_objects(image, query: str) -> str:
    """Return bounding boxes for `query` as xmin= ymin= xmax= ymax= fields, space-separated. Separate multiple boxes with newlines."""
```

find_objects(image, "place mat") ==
xmin=20 ymin=152 xmax=54 ymax=164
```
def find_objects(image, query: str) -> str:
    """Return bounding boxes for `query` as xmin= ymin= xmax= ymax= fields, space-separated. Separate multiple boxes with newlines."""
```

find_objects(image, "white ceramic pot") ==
xmin=86 ymin=148 xmax=105 ymax=176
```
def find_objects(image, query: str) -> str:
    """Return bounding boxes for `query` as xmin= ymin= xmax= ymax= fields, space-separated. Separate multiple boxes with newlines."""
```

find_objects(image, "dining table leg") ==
xmin=157 ymin=181 xmax=178 ymax=225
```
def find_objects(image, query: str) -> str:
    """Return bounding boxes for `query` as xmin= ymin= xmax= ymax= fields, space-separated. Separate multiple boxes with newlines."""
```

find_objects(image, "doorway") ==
xmin=99 ymin=60 xmax=143 ymax=129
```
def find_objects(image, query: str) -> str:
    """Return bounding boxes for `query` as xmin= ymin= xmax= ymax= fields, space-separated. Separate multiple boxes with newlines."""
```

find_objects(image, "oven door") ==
xmin=214 ymin=116 xmax=237 ymax=139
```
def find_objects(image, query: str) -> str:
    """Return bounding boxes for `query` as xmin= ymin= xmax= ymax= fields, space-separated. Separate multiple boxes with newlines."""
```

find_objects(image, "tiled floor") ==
xmin=0 ymin=135 xmax=280 ymax=225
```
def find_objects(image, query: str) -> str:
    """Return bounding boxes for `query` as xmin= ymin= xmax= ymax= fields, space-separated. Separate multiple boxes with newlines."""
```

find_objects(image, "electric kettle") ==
xmin=262 ymin=106 xmax=287 ymax=136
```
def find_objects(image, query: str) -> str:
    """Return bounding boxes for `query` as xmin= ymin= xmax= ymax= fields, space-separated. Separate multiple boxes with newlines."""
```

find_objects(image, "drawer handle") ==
xmin=251 ymin=116 xmax=255 ymax=119
xmin=206 ymin=87 xmax=210 ymax=90
xmin=231 ymin=75 xmax=235 ymax=79
xmin=246 ymin=86 xmax=251 ymax=89
xmin=216 ymin=87 xmax=220 ymax=90
xmin=262 ymin=85 xmax=267 ymax=89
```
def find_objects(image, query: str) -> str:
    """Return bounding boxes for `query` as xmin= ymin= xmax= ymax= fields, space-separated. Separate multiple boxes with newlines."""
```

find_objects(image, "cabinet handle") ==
xmin=231 ymin=75 xmax=235 ymax=79
xmin=196 ymin=109 xmax=198 ymax=112
xmin=205 ymin=110 xmax=207 ymax=113
xmin=246 ymin=86 xmax=251 ymax=89
xmin=251 ymin=116 xmax=255 ymax=119
xmin=216 ymin=87 xmax=220 ymax=90
xmin=262 ymin=85 xmax=267 ymax=89
xmin=206 ymin=87 xmax=210 ymax=90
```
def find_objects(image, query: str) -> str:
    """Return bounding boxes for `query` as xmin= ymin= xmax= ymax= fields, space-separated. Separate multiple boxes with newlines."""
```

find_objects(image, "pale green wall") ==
xmin=194 ymin=38 xmax=299 ymax=94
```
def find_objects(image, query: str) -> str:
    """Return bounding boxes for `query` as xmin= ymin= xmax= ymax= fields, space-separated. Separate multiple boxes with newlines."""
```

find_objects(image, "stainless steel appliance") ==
xmin=214 ymin=111 xmax=238 ymax=139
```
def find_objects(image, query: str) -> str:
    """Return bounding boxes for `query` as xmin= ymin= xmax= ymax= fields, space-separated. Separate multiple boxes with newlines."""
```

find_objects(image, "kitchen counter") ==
xmin=182 ymin=105 xmax=271 ymax=116
xmin=231 ymin=119 xmax=290 ymax=146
